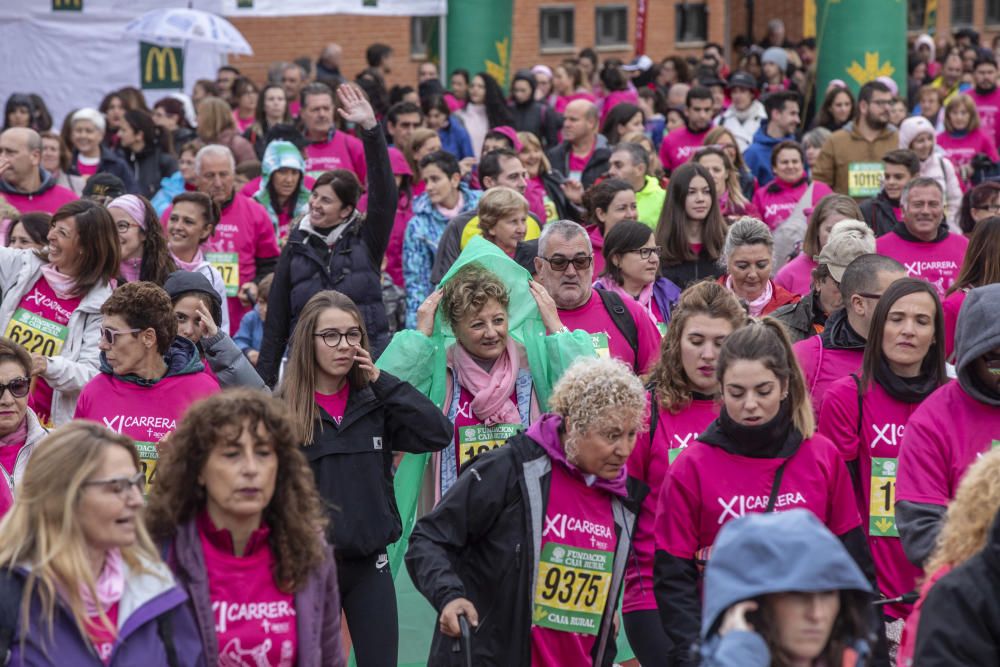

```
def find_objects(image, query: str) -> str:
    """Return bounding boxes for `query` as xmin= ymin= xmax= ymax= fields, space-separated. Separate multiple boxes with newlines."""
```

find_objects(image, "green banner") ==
xmin=815 ymin=0 xmax=906 ymax=106
xmin=140 ymin=42 xmax=184 ymax=91
xmin=446 ymin=0 xmax=513 ymax=89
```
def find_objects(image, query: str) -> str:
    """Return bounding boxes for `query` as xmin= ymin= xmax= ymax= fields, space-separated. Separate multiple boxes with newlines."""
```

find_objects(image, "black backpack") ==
xmin=595 ymin=288 xmax=641 ymax=373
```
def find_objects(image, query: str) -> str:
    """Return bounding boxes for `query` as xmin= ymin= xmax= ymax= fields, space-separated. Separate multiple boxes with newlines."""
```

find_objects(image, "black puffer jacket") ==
xmin=660 ymin=249 xmax=726 ymax=289
xmin=258 ymin=125 xmax=396 ymax=387
xmin=119 ymin=145 xmax=178 ymax=199
xmin=70 ymin=145 xmax=137 ymax=194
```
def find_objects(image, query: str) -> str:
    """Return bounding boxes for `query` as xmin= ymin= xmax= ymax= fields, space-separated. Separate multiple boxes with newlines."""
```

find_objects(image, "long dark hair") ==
xmin=475 ymin=72 xmax=514 ymax=128
xmin=583 ymin=178 xmax=633 ymax=231
xmin=123 ymin=108 xmax=172 ymax=155
xmin=949 ymin=217 xmax=1000 ymax=294
xmin=602 ymin=220 xmax=654 ymax=284
xmin=43 ymin=200 xmax=120 ymax=297
xmin=253 ymin=83 xmax=291 ymax=135
xmin=656 ymin=162 xmax=727 ymax=266
xmin=601 ymin=103 xmax=643 ymax=145
xmin=267 ymin=172 xmax=304 ymax=221
xmin=133 ymin=195 xmax=177 ymax=285
xmin=958 ymin=181 xmax=1000 ymax=235
xmin=861 ymin=278 xmax=947 ymax=391
xmin=816 ymin=86 xmax=855 ymax=131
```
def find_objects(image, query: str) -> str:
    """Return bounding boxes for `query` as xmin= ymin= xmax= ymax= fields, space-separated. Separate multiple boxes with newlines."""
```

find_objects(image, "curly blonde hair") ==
xmin=925 ymin=448 xmax=1000 ymax=575
xmin=548 ymin=357 xmax=646 ymax=462
xmin=439 ymin=263 xmax=510 ymax=330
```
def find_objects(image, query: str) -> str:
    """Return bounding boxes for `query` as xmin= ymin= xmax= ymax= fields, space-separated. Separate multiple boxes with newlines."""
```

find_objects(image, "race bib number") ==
xmin=869 ymin=457 xmax=898 ymax=537
xmin=656 ymin=321 xmax=668 ymax=337
xmin=848 ymin=162 xmax=884 ymax=198
xmin=205 ymin=251 xmax=240 ymax=297
xmin=456 ymin=422 xmax=523 ymax=468
xmin=590 ymin=332 xmax=610 ymax=359
xmin=135 ymin=441 xmax=159 ymax=495
xmin=533 ymin=542 xmax=613 ymax=635
xmin=4 ymin=308 xmax=67 ymax=357
xmin=543 ymin=196 xmax=558 ymax=224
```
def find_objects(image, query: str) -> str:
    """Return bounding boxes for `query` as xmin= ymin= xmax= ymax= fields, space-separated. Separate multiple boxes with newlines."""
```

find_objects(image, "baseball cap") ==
xmin=727 ymin=71 xmax=758 ymax=91
xmin=82 ymin=173 xmax=126 ymax=202
xmin=622 ymin=55 xmax=654 ymax=72
xmin=815 ymin=220 xmax=876 ymax=282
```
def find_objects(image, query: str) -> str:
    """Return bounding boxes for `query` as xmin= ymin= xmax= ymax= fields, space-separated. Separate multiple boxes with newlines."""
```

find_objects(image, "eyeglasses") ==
xmin=539 ymin=254 xmax=594 ymax=272
xmin=974 ymin=204 xmax=1000 ymax=213
xmin=100 ymin=326 xmax=142 ymax=345
xmin=856 ymin=292 xmax=883 ymax=300
xmin=629 ymin=246 xmax=662 ymax=261
xmin=314 ymin=329 xmax=363 ymax=348
xmin=868 ymin=99 xmax=893 ymax=107
xmin=115 ymin=220 xmax=139 ymax=234
xmin=0 ymin=377 xmax=31 ymax=399
xmin=81 ymin=471 xmax=145 ymax=496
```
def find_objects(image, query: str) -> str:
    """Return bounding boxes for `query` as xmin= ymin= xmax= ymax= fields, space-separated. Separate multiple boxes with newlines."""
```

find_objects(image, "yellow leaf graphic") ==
xmin=846 ymin=52 xmax=895 ymax=86
xmin=485 ymin=36 xmax=510 ymax=86
xmin=874 ymin=517 xmax=893 ymax=534
xmin=533 ymin=604 xmax=548 ymax=622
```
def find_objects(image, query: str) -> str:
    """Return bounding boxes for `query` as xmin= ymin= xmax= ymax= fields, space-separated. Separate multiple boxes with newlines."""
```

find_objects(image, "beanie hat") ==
xmin=762 ymin=47 xmax=789 ymax=73
xmin=163 ymin=270 xmax=223 ymax=328
xmin=71 ymin=107 xmax=106 ymax=134
xmin=816 ymin=220 xmax=877 ymax=282
xmin=898 ymin=116 xmax=935 ymax=151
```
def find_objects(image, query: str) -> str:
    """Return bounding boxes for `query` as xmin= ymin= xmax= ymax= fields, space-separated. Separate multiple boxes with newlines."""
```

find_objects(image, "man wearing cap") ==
xmin=81 ymin=173 xmax=127 ymax=206
xmin=607 ymin=142 xmax=665 ymax=229
xmin=743 ymin=91 xmax=801 ymax=186
xmin=659 ymin=86 xmax=715 ymax=174
xmin=0 ymin=128 xmax=78 ymax=214
xmin=717 ymin=72 xmax=766 ymax=152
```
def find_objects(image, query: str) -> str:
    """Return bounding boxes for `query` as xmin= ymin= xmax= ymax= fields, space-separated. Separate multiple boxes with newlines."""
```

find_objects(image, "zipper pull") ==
xmin=515 ymin=543 xmax=522 ymax=569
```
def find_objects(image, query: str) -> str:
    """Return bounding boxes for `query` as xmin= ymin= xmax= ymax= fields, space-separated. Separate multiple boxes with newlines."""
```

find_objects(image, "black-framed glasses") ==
xmin=81 ymin=472 xmax=145 ymax=496
xmin=539 ymin=254 xmax=593 ymax=272
xmin=100 ymin=326 xmax=142 ymax=345
xmin=629 ymin=246 xmax=662 ymax=261
xmin=314 ymin=329 xmax=363 ymax=348
xmin=0 ymin=377 xmax=31 ymax=399
xmin=856 ymin=292 xmax=883 ymax=301
xmin=974 ymin=204 xmax=1000 ymax=213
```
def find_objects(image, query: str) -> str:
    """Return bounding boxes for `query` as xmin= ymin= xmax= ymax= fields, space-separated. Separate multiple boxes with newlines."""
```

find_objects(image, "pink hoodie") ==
xmin=659 ymin=126 xmax=710 ymax=172
xmin=774 ymin=252 xmax=817 ymax=296
xmin=937 ymin=128 xmax=999 ymax=185
xmin=752 ymin=178 xmax=834 ymax=230
xmin=969 ymin=87 xmax=1000 ymax=148
xmin=794 ymin=334 xmax=865 ymax=417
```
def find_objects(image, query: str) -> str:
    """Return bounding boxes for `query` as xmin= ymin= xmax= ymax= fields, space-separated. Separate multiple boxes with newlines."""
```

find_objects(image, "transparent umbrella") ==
xmin=123 ymin=7 xmax=253 ymax=55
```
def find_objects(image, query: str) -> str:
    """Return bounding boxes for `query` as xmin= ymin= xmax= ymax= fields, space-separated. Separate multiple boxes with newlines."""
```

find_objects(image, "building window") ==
xmin=410 ymin=16 xmax=436 ymax=58
xmin=675 ymin=3 xmax=707 ymax=44
xmin=952 ymin=0 xmax=973 ymax=26
xmin=540 ymin=7 xmax=574 ymax=51
xmin=595 ymin=5 xmax=628 ymax=48
xmin=989 ymin=0 xmax=1000 ymax=23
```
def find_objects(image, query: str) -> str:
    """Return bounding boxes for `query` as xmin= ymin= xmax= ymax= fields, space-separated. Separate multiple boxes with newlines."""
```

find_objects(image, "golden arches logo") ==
xmin=52 ymin=0 xmax=82 ymax=10
xmin=145 ymin=47 xmax=180 ymax=83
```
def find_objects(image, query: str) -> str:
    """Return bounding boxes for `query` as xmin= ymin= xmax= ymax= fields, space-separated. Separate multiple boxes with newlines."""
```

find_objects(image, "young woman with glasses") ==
xmin=0 ymin=337 xmax=49 ymax=518
xmin=107 ymin=194 xmax=176 ymax=287
xmin=0 ymin=199 xmax=119 ymax=426
xmin=276 ymin=289 xmax=451 ymax=666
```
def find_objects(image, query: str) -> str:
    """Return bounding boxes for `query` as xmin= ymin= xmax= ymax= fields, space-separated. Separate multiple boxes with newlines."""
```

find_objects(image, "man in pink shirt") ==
xmin=533 ymin=220 xmax=661 ymax=374
xmin=300 ymin=82 xmax=366 ymax=182
xmin=282 ymin=62 xmax=307 ymax=118
xmin=658 ymin=86 xmax=715 ymax=174
xmin=970 ymin=55 xmax=1000 ymax=148
xmin=0 ymin=128 xmax=78 ymax=214
xmin=875 ymin=178 xmax=969 ymax=298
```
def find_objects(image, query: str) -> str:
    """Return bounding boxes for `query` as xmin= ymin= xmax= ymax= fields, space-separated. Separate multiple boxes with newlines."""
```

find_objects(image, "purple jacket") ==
xmin=7 ymin=557 xmax=205 ymax=666
xmin=165 ymin=518 xmax=346 ymax=667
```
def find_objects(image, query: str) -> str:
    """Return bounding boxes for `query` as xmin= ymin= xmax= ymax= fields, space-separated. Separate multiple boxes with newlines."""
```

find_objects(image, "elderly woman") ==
xmin=594 ymin=220 xmax=681 ymax=335
xmin=0 ymin=421 xmax=205 ymax=664
xmin=751 ymin=141 xmax=833 ymax=231
xmin=406 ymin=356 xmax=647 ymax=666
xmin=718 ymin=217 xmax=800 ymax=317
xmin=381 ymin=237 xmax=595 ymax=496
xmin=0 ymin=337 xmax=48 ymax=518
xmin=476 ymin=186 xmax=534 ymax=270
xmin=146 ymin=390 xmax=346 ymax=666
xmin=67 ymin=108 xmax=136 ymax=191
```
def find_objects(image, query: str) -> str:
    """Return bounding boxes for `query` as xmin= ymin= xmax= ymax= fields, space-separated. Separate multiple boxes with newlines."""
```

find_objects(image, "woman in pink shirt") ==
xmin=552 ymin=62 xmax=597 ymax=115
xmin=751 ymin=141 xmax=833 ymax=230
xmin=230 ymin=77 xmax=259 ymax=134
xmin=148 ymin=389 xmax=345 ymax=667
xmin=774 ymin=194 xmax=862 ymax=292
xmin=582 ymin=178 xmax=639 ymax=277
xmin=622 ymin=281 xmax=746 ymax=667
xmin=937 ymin=94 xmax=999 ymax=189
xmin=717 ymin=217 xmax=801 ymax=317
xmin=942 ymin=217 xmax=1000 ymax=359
xmin=694 ymin=146 xmax=760 ymax=223
xmin=107 ymin=194 xmax=176 ymax=286
xmin=0 ymin=337 xmax=48 ymax=519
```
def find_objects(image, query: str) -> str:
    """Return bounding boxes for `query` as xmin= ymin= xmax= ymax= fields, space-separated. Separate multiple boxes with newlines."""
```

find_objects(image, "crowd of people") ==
xmin=0 ymin=19 xmax=999 ymax=667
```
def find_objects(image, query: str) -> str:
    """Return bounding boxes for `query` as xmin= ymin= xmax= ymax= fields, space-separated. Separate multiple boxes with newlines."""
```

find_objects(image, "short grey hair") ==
xmin=612 ymin=142 xmax=649 ymax=170
xmin=802 ymin=127 xmax=831 ymax=150
xmin=538 ymin=219 xmax=592 ymax=256
xmin=194 ymin=144 xmax=235 ymax=176
xmin=901 ymin=177 xmax=944 ymax=208
xmin=720 ymin=216 xmax=774 ymax=267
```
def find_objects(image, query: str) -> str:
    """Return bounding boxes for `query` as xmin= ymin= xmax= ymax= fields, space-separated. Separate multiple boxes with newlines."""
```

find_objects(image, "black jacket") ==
xmin=859 ymin=190 xmax=899 ymax=237
xmin=304 ymin=371 xmax=451 ymax=559
xmin=660 ymin=249 xmax=725 ymax=289
xmin=913 ymin=511 xmax=1000 ymax=664
xmin=119 ymin=145 xmax=178 ymax=199
xmin=71 ymin=145 xmax=137 ymax=194
xmin=509 ymin=100 xmax=561 ymax=148
xmin=258 ymin=126 xmax=397 ymax=387
xmin=406 ymin=433 xmax=646 ymax=667
xmin=546 ymin=140 xmax=611 ymax=189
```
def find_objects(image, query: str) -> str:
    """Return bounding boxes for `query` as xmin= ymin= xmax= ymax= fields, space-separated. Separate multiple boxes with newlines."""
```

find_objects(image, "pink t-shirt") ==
xmin=793 ymin=335 xmax=865 ymax=417
xmin=818 ymin=378 xmax=924 ymax=620
xmin=85 ymin=602 xmax=119 ymax=665
xmin=2 ymin=183 xmax=78 ymax=215
xmin=304 ymin=131 xmax=366 ymax=183
xmin=11 ymin=276 xmax=81 ymax=427
xmin=897 ymin=380 xmax=1000 ymax=506
xmin=233 ymin=111 xmax=255 ymax=134
xmin=937 ymin=129 xmax=999 ymax=185
xmin=970 ymin=87 xmax=1000 ymax=147
xmin=315 ymin=384 xmax=350 ymax=424
xmin=752 ymin=179 xmax=835 ymax=230
xmin=567 ymin=149 xmax=594 ymax=182
xmin=774 ymin=252 xmax=817 ymax=297
xmin=942 ymin=288 xmax=967 ymax=360
xmin=557 ymin=290 xmax=661 ymax=374
xmin=875 ymin=230 xmax=969 ymax=298
xmin=554 ymin=92 xmax=598 ymax=115
xmin=530 ymin=462 xmax=617 ymax=666
xmin=599 ymin=89 xmax=640 ymax=125
xmin=452 ymin=382 xmax=523 ymax=469
xmin=658 ymin=126 xmax=711 ymax=173
xmin=201 ymin=518 xmax=299 ymax=667
xmin=76 ymin=162 xmax=98 ymax=177
xmin=624 ymin=398 xmax=718 ymax=613
xmin=0 ymin=477 xmax=10 ymax=519
xmin=654 ymin=433 xmax=861 ymax=560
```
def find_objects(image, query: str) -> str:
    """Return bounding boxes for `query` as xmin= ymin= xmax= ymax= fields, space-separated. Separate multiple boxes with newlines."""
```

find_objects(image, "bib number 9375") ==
xmin=532 ymin=542 xmax=613 ymax=635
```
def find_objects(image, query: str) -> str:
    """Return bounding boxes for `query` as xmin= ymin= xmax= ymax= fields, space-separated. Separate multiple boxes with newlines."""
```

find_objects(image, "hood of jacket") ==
xmin=700 ymin=508 xmax=872 ymax=637
xmin=820 ymin=307 xmax=867 ymax=351
xmin=411 ymin=181 xmax=481 ymax=218
xmin=750 ymin=121 xmax=794 ymax=149
xmin=0 ymin=167 xmax=59 ymax=197
xmin=254 ymin=140 xmax=310 ymax=225
xmin=99 ymin=336 xmax=205 ymax=386
xmin=955 ymin=283 xmax=1000 ymax=405
xmin=525 ymin=413 xmax=629 ymax=498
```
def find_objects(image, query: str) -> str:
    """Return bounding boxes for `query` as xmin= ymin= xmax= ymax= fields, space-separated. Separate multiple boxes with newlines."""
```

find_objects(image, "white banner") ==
xmin=219 ymin=0 xmax=445 ymax=17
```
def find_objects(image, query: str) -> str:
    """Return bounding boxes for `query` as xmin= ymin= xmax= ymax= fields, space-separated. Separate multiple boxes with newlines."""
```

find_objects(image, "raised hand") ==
xmin=336 ymin=84 xmax=377 ymax=131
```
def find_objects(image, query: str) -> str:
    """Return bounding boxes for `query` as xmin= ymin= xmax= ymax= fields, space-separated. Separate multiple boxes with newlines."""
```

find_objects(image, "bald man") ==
xmin=0 ymin=128 xmax=77 ymax=214
xmin=316 ymin=42 xmax=344 ymax=84
xmin=545 ymin=99 xmax=611 ymax=188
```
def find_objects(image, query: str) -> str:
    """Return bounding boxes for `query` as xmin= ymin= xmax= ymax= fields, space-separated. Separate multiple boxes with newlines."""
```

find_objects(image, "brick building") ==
xmin=226 ymin=1 xmax=1000 ymax=88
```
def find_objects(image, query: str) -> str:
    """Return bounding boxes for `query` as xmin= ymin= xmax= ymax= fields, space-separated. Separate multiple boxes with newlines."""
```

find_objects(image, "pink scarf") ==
xmin=0 ymin=417 xmax=27 ymax=450
xmin=447 ymin=338 xmax=522 ymax=426
xmin=39 ymin=263 xmax=78 ymax=300
xmin=597 ymin=278 xmax=658 ymax=325
xmin=80 ymin=548 xmax=125 ymax=617
xmin=171 ymin=248 xmax=205 ymax=272
xmin=726 ymin=275 xmax=774 ymax=317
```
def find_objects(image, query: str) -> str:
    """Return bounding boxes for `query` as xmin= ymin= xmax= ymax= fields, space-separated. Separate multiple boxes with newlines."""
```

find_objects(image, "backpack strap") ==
xmin=645 ymin=385 xmax=659 ymax=443
xmin=156 ymin=609 xmax=179 ymax=667
xmin=851 ymin=373 xmax=864 ymax=438
xmin=765 ymin=458 xmax=791 ymax=513
xmin=595 ymin=288 xmax=640 ymax=373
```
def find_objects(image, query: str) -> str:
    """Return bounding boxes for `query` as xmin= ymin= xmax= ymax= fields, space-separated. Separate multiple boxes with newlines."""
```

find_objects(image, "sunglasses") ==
xmin=0 ymin=377 xmax=30 ymax=399
xmin=539 ymin=254 xmax=594 ymax=272
xmin=81 ymin=471 xmax=145 ymax=496
xmin=100 ymin=326 xmax=142 ymax=345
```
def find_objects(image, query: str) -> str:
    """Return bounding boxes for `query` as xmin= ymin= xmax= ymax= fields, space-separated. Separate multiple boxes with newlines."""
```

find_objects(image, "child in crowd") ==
xmin=234 ymin=272 xmax=272 ymax=365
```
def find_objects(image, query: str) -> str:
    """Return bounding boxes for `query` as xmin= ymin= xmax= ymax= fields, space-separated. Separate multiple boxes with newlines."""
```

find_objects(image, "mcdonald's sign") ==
xmin=52 ymin=0 xmax=82 ymax=10
xmin=236 ymin=0 xmax=253 ymax=7
xmin=140 ymin=42 xmax=184 ymax=90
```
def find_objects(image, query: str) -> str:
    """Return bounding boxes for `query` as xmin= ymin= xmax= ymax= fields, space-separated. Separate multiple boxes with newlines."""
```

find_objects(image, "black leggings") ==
xmin=623 ymin=609 xmax=675 ymax=667
xmin=337 ymin=552 xmax=398 ymax=667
